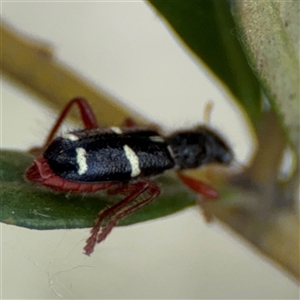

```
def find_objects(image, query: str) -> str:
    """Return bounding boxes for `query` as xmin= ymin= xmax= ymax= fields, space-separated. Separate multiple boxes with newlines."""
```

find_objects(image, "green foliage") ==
xmin=0 ymin=150 xmax=195 ymax=229
xmin=230 ymin=0 xmax=300 ymax=155
xmin=148 ymin=0 xmax=262 ymax=124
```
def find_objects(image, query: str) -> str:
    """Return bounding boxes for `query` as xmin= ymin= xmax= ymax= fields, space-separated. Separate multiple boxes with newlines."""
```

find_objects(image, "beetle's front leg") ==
xmin=177 ymin=171 xmax=219 ymax=200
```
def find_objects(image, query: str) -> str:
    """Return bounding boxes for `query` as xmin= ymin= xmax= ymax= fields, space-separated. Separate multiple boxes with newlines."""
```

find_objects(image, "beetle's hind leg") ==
xmin=84 ymin=180 xmax=160 ymax=255
xmin=29 ymin=97 xmax=98 ymax=156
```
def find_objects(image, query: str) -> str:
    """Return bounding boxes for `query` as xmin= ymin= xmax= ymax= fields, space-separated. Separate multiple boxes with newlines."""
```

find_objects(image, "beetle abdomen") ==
xmin=44 ymin=128 xmax=175 ymax=182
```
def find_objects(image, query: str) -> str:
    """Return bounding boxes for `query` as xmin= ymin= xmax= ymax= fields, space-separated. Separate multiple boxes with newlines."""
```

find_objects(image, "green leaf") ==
xmin=147 ymin=0 xmax=262 ymax=124
xmin=0 ymin=150 xmax=196 ymax=230
xmin=230 ymin=0 xmax=300 ymax=158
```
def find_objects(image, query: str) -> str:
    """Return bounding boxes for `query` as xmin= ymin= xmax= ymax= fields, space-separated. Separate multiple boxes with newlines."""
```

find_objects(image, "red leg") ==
xmin=84 ymin=182 xmax=148 ymax=254
xmin=97 ymin=181 xmax=160 ymax=244
xmin=89 ymin=182 xmax=149 ymax=235
xmin=29 ymin=97 xmax=98 ymax=155
xmin=121 ymin=117 xmax=138 ymax=128
xmin=84 ymin=180 xmax=160 ymax=255
xmin=177 ymin=172 xmax=219 ymax=200
xmin=106 ymin=182 xmax=144 ymax=195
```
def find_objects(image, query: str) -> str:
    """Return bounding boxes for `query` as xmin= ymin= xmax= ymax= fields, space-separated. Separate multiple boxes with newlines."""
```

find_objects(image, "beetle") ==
xmin=26 ymin=97 xmax=233 ymax=255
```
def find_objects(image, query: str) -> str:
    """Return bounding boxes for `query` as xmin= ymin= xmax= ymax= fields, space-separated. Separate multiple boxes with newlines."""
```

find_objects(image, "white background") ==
xmin=1 ymin=1 xmax=298 ymax=299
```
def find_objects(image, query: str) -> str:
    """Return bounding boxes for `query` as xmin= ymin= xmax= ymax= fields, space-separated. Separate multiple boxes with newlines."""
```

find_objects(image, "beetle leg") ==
xmin=122 ymin=117 xmax=138 ymax=128
xmin=84 ymin=180 xmax=160 ymax=255
xmin=97 ymin=181 xmax=160 ymax=244
xmin=84 ymin=182 xmax=148 ymax=255
xmin=177 ymin=172 xmax=219 ymax=200
xmin=29 ymin=97 xmax=98 ymax=155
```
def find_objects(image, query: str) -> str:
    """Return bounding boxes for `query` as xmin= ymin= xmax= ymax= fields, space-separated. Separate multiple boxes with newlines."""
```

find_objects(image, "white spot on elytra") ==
xmin=167 ymin=145 xmax=175 ymax=159
xmin=76 ymin=147 xmax=88 ymax=175
xmin=110 ymin=127 xmax=122 ymax=134
xmin=123 ymin=145 xmax=141 ymax=177
xmin=149 ymin=136 xmax=165 ymax=143
xmin=62 ymin=133 xmax=79 ymax=141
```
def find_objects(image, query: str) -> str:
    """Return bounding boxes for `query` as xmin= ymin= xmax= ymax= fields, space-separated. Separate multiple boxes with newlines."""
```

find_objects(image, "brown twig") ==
xmin=0 ymin=22 xmax=145 ymax=126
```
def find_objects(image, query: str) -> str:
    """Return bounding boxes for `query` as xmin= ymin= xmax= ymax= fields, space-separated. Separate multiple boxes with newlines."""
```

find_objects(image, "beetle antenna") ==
xmin=204 ymin=101 xmax=214 ymax=125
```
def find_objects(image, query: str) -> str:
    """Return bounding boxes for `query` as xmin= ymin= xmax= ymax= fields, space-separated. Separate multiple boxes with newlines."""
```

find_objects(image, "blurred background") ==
xmin=1 ymin=1 xmax=298 ymax=299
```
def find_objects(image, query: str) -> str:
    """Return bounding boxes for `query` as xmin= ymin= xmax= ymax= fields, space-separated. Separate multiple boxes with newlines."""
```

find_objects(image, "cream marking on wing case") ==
xmin=62 ymin=133 xmax=79 ymax=141
xmin=123 ymin=145 xmax=141 ymax=177
xmin=76 ymin=147 xmax=88 ymax=175
xmin=149 ymin=136 xmax=165 ymax=143
xmin=110 ymin=127 xmax=123 ymax=134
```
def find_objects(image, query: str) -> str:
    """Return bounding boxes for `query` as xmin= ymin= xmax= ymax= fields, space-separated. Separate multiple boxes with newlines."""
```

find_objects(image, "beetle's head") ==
xmin=167 ymin=127 xmax=233 ymax=170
